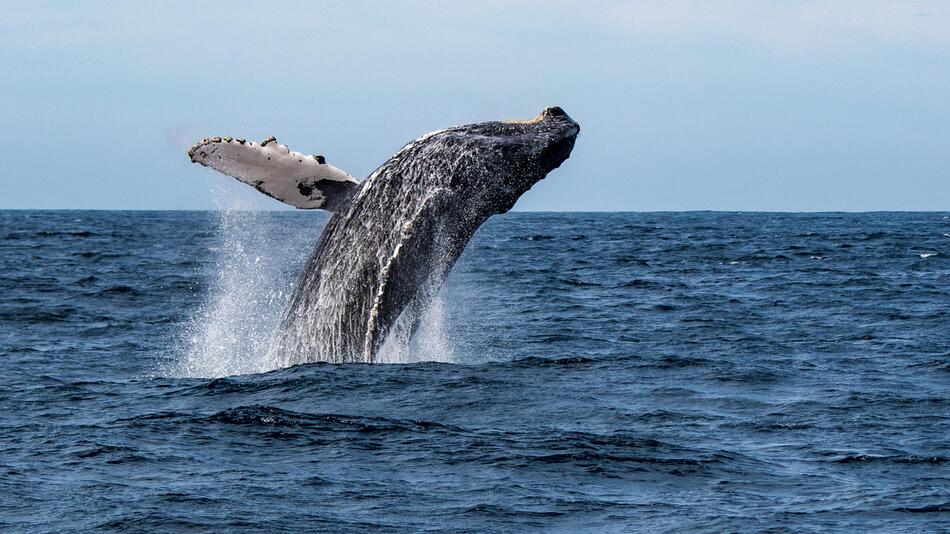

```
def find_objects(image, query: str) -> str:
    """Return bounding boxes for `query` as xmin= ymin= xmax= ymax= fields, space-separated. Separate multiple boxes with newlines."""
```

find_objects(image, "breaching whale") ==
xmin=189 ymin=107 xmax=579 ymax=364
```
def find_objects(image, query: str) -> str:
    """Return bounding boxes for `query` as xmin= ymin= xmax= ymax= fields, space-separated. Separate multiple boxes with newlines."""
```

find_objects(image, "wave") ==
xmin=830 ymin=454 xmax=948 ymax=465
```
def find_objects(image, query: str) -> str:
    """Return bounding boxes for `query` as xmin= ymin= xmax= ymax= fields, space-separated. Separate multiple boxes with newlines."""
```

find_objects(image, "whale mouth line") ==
xmin=505 ymin=106 xmax=574 ymax=125
xmin=505 ymin=115 xmax=546 ymax=125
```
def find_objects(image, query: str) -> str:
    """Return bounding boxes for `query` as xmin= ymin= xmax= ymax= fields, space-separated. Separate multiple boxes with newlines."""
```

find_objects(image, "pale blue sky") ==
xmin=1 ymin=1 xmax=947 ymax=211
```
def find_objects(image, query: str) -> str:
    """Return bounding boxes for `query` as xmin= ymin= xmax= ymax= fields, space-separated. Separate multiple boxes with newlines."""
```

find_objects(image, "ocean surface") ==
xmin=1 ymin=210 xmax=948 ymax=532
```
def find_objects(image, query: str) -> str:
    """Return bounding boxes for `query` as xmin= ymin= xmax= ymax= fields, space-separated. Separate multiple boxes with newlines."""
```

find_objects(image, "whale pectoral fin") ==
xmin=188 ymin=136 xmax=360 ymax=211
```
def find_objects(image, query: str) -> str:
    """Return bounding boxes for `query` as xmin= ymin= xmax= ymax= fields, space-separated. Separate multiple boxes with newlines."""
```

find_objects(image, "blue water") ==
xmin=1 ymin=210 xmax=948 ymax=532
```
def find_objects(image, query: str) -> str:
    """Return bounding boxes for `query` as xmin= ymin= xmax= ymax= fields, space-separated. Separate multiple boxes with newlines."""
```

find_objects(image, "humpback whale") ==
xmin=189 ymin=107 xmax=579 ymax=364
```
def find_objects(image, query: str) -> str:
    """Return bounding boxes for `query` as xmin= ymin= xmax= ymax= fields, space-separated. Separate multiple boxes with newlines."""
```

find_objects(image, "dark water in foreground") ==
xmin=1 ymin=210 xmax=948 ymax=532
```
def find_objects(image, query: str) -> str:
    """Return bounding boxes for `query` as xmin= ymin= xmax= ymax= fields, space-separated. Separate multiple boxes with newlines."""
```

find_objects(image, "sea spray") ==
xmin=171 ymin=179 xmax=458 ymax=376
xmin=376 ymin=294 xmax=455 ymax=364
xmin=172 ymin=181 xmax=313 ymax=377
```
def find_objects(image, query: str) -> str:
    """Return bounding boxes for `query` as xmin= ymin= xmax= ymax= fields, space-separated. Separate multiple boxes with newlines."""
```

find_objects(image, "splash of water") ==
xmin=168 ymin=179 xmax=456 ymax=377
xmin=376 ymin=295 xmax=455 ymax=364
xmin=169 ymin=182 xmax=304 ymax=377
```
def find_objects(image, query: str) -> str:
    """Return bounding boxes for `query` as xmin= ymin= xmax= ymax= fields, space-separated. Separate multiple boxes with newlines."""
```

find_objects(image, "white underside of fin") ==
xmin=188 ymin=136 xmax=359 ymax=210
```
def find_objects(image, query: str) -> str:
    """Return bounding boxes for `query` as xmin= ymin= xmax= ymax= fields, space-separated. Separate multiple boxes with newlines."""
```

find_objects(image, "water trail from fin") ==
xmin=168 ymin=180 xmax=309 ymax=378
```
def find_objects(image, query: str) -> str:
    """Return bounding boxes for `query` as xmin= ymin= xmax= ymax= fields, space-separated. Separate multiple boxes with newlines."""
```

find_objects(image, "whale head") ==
xmin=478 ymin=107 xmax=578 ymax=207
xmin=502 ymin=106 xmax=581 ymax=173
xmin=500 ymin=106 xmax=580 ymax=166
xmin=401 ymin=106 xmax=579 ymax=217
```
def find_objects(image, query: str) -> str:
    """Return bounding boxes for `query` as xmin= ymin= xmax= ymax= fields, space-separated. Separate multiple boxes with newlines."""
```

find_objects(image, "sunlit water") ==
xmin=1 ymin=210 xmax=948 ymax=532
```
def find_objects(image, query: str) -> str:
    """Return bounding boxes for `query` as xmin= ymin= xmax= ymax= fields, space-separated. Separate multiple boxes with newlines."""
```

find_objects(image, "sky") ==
xmin=0 ymin=1 xmax=947 ymax=211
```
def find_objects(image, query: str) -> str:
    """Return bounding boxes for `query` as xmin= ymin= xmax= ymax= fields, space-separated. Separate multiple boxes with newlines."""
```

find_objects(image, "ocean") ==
xmin=1 ymin=210 xmax=947 ymax=532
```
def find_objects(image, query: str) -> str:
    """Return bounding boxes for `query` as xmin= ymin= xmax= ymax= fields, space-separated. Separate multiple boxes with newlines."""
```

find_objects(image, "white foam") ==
xmin=919 ymin=252 xmax=938 ymax=258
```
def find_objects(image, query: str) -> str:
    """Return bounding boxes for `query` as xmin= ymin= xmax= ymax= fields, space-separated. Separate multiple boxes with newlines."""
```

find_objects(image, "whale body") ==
xmin=189 ymin=107 xmax=579 ymax=363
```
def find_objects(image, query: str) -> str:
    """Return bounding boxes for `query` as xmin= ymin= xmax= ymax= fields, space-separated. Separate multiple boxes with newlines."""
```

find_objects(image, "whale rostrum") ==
xmin=189 ymin=107 xmax=579 ymax=363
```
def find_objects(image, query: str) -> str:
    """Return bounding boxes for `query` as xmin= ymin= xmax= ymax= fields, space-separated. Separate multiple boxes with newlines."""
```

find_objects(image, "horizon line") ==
xmin=2 ymin=208 xmax=948 ymax=215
